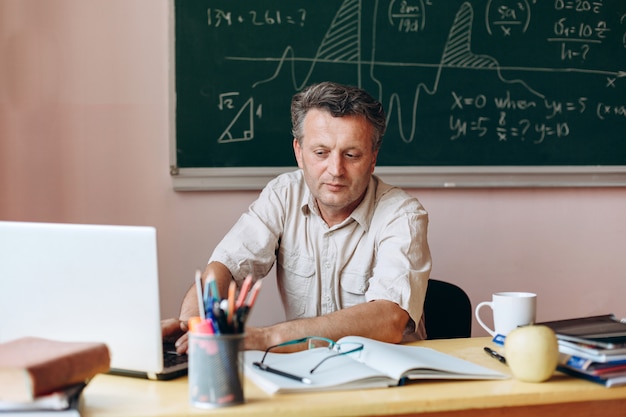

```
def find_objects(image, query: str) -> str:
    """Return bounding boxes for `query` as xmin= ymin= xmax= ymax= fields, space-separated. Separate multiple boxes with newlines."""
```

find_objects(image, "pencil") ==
xmin=247 ymin=280 xmax=262 ymax=309
xmin=227 ymin=280 xmax=236 ymax=325
xmin=236 ymin=275 xmax=253 ymax=309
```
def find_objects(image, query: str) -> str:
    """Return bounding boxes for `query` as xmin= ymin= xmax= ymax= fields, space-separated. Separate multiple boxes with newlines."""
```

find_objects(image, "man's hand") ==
xmin=161 ymin=318 xmax=189 ymax=354
xmin=161 ymin=317 xmax=265 ymax=353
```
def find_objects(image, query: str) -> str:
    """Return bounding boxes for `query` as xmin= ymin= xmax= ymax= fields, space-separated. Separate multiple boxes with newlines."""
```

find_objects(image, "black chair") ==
xmin=423 ymin=279 xmax=472 ymax=339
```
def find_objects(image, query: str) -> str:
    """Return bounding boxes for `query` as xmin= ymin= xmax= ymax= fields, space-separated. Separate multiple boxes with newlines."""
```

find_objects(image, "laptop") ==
xmin=0 ymin=221 xmax=187 ymax=380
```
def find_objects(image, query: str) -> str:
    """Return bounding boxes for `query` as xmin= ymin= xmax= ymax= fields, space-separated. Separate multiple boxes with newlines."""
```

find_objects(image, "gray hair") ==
xmin=290 ymin=82 xmax=386 ymax=151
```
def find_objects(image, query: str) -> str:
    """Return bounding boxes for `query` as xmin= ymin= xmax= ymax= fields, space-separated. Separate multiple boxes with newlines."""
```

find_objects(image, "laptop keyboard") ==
xmin=163 ymin=342 xmax=188 ymax=368
xmin=164 ymin=351 xmax=188 ymax=368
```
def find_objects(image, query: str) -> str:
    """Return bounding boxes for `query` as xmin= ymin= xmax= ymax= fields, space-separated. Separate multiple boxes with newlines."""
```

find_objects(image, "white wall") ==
xmin=1 ymin=0 xmax=625 ymax=336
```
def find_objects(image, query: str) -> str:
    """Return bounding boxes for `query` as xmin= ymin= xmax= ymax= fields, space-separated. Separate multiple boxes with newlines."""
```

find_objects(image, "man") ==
xmin=163 ymin=81 xmax=431 ymax=353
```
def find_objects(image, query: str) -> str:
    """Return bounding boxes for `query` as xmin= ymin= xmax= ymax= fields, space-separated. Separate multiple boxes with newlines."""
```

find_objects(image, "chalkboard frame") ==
xmin=169 ymin=165 xmax=626 ymax=191
xmin=168 ymin=0 xmax=626 ymax=190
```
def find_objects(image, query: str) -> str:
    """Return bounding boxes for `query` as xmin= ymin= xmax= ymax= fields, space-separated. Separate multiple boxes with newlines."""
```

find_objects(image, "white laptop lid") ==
xmin=0 ymin=221 xmax=167 ymax=376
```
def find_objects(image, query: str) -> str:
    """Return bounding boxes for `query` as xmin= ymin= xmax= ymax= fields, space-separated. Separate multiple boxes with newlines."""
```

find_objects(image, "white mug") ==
xmin=475 ymin=292 xmax=537 ymax=336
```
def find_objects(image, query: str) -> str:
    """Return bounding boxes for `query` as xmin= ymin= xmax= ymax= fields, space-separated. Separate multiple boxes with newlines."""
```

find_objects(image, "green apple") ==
xmin=504 ymin=325 xmax=559 ymax=382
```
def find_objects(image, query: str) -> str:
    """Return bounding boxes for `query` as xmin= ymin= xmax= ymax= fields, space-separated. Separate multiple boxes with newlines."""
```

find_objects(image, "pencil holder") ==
xmin=188 ymin=333 xmax=245 ymax=408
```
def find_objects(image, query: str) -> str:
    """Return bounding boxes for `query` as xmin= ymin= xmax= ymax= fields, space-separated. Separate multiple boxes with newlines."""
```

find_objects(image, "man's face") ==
xmin=293 ymin=108 xmax=378 ymax=225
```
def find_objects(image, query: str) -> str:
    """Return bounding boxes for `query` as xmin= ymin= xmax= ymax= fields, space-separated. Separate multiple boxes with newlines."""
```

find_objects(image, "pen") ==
xmin=204 ymin=302 xmax=220 ymax=335
xmin=252 ymin=362 xmax=312 ymax=385
xmin=213 ymin=301 xmax=228 ymax=334
xmin=236 ymin=305 xmax=250 ymax=332
xmin=484 ymin=346 xmax=507 ymax=364
xmin=194 ymin=269 xmax=205 ymax=320
xmin=209 ymin=277 xmax=219 ymax=303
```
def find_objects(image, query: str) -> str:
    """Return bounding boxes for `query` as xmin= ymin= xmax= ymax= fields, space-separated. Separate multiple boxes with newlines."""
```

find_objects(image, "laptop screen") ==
xmin=0 ymin=221 xmax=168 ymax=376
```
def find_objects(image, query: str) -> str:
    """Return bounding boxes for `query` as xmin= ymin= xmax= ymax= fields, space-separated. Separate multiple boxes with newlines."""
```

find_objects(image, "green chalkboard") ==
xmin=171 ymin=0 xmax=626 ymax=189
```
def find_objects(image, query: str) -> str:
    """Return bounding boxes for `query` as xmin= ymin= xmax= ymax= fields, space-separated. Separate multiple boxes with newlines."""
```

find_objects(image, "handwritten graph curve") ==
xmin=442 ymin=2 xmax=544 ymax=99
xmin=247 ymin=1 xmax=548 ymax=145
xmin=251 ymin=0 xmax=361 ymax=90
xmin=388 ymin=2 xmax=546 ymax=144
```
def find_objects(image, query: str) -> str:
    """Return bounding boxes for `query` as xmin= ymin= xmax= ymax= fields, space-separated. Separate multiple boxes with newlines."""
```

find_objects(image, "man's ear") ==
xmin=293 ymin=138 xmax=303 ymax=168
xmin=370 ymin=150 xmax=379 ymax=173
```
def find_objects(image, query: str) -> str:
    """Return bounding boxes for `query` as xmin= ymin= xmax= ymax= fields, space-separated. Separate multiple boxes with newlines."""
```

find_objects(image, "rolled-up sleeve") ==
xmin=209 ymin=178 xmax=289 ymax=284
xmin=364 ymin=190 xmax=431 ymax=341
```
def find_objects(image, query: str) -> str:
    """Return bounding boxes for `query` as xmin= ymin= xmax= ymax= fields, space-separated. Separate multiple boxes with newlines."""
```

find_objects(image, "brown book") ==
xmin=0 ymin=337 xmax=110 ymax=402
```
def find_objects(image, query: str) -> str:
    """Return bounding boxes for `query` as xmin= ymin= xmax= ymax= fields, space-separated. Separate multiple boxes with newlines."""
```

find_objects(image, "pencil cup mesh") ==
xmin=188 ymin=333 xmax=244 ymax=408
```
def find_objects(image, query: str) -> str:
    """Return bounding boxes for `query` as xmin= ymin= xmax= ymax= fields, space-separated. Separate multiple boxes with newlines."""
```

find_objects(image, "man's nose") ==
xmin=327 ymin=152 xmax=345 ymax=177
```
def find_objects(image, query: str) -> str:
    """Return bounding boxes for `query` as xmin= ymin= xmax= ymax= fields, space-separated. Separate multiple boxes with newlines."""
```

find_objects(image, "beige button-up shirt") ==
xmin=209 ymin=170 xmax=431 ymax=340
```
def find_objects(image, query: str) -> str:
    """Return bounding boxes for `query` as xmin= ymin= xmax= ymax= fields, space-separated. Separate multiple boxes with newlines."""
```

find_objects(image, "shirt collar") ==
xmin=300 ymin=175 xmax=379 ymax=231
xmin=349 ymin=176 xmax=377 ymax=231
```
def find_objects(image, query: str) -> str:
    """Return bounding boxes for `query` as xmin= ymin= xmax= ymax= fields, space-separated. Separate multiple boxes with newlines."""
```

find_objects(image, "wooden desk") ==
xmin=83 ymin=337 xmax=626 ymax=417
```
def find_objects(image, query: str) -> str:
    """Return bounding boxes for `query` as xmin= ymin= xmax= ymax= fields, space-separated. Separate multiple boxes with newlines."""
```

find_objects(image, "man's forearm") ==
xmin=178 ymin=285 xmax=201 ymax=321
xmin=178 ymin=261 xmax=234 ymax=321
xmin=244 ymin=300 xmax=410 ymax=351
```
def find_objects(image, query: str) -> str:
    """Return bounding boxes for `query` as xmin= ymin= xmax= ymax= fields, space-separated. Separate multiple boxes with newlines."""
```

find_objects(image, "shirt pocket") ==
xmin=278 ymin=249 xmax=315 ymax=319
xmin=339 ymin=269 xmax=369 ymax=309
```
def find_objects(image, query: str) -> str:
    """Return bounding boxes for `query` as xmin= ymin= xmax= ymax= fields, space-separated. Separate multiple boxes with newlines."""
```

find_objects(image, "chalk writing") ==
xmin=486 ymin=0 xmax=531 ymax=35
xmin=207 ymin=8 xmax=307 ymax=27
xmin=548 ymin=0 xmax=613 ymax=63
xmin=448 ymin=90 xmax=581 ymax=143
xmin=174 ymin=0 xmax=626 ymax=169
xmin=388 ymin=0 xmax=427 ymax=33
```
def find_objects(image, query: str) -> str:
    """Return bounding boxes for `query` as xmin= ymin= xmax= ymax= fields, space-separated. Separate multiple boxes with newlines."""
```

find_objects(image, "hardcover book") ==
xmin=0 ymin=337 xmax=110 ymax=402
xmin=539 ymin=314 xmax=626 ymax=348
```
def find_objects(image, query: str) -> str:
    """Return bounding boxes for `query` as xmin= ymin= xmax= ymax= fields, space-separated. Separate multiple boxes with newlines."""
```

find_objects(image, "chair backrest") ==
xmin=423 ymin=279 xmax=472 ymax=339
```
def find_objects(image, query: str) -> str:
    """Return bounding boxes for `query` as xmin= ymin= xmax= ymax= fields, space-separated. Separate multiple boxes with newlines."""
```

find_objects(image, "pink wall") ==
xmin=1 ymin=0 xmax=625 ymax=336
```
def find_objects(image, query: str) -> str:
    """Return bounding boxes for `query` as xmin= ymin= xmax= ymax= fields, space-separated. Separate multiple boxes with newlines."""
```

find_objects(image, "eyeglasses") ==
xmin=252 ymin=336 xmax=364 ymax=384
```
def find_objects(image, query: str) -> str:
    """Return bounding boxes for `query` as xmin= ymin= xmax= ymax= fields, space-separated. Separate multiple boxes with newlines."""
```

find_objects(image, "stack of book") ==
xmin=0 ymin=337 xmax=110 ymax=415
xmin=539 ymin=314 xmax=626 ymax=387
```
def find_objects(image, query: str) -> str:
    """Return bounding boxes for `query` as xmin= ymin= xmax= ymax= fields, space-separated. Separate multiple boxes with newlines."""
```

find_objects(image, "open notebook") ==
xmin=0 ymin=221 xmax=187 ymax=380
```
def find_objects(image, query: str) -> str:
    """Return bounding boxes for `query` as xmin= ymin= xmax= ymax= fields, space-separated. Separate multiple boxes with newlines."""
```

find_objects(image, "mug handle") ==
xmin=474 ymin=301 xmax=496 ymax=337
